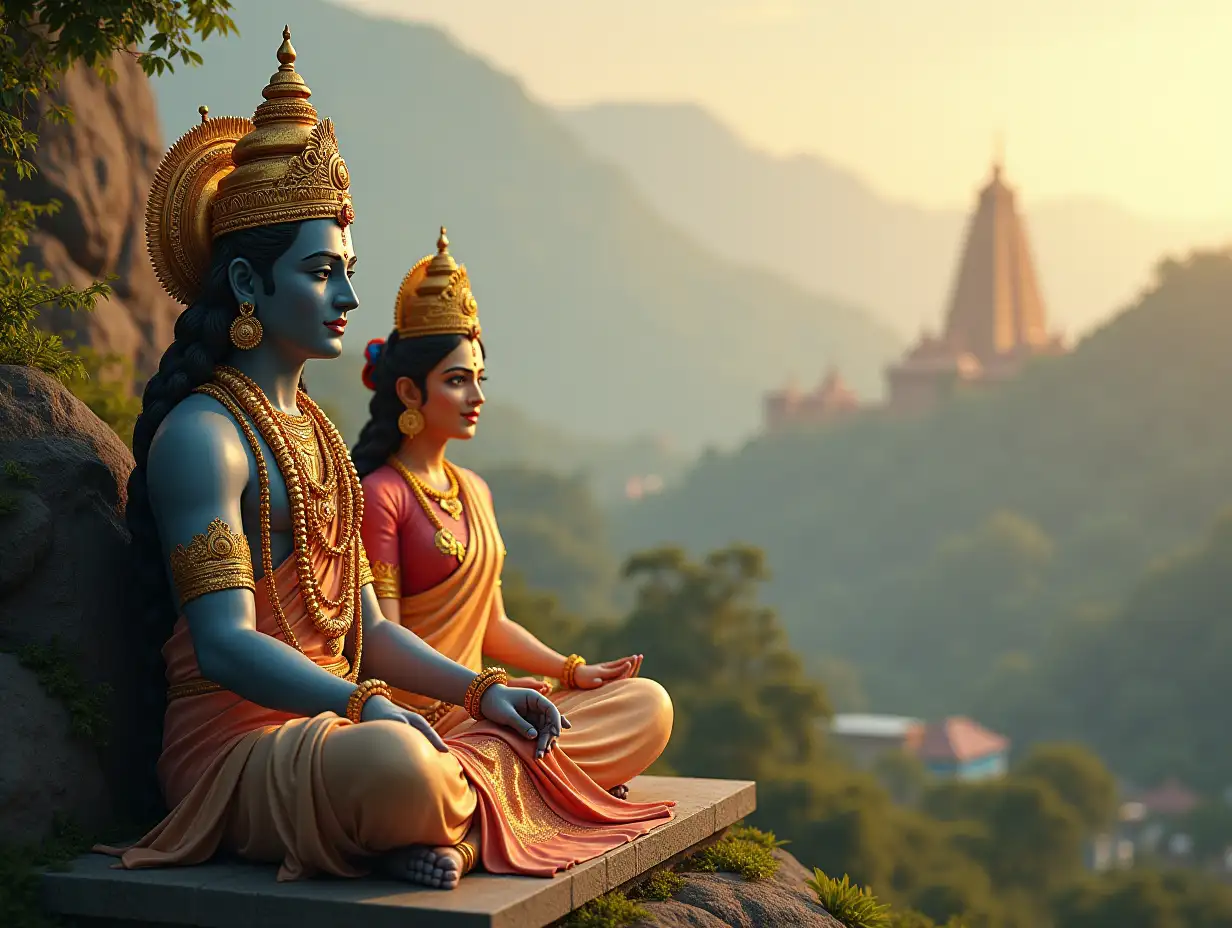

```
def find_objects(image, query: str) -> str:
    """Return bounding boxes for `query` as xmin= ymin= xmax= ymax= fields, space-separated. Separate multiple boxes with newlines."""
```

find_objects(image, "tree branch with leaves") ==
xmin=0 ymin=0 xmax=236 ymax=380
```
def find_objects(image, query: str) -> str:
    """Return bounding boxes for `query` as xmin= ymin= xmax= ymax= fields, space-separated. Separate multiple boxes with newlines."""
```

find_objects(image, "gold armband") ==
xmin=169 ymin=519 xmax=255 ymax=608
xmin=561 ymin=654 xmax=586 ymax=689
xmin=346 ymin=678 xmax=393 ymax=723
xmin=357 ymin=543 xmax=375 ymax=588
xmin=370 ymin=559 xmax=401 ymax=599
xmin=463 ymin=667 xmax=508 ymax=720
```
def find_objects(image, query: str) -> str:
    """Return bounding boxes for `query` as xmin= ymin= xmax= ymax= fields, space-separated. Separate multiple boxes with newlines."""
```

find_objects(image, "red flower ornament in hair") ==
xmin=361 ymin=338 xmax=385 ymax=391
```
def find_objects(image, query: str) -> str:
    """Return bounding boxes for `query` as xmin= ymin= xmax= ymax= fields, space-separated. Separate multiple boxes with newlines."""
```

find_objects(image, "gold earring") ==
xmin=230 ymin=301 xmax=263 ymax=350
xmin=398 ymin=408 xmax=424 ymax=438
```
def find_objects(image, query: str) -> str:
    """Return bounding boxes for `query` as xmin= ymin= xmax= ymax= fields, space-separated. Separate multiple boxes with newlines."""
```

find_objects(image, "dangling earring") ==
xmin=398 ymin=407 xmax=424 ymax=438
xmin=230 ymin=301 xmax=263 ymax=350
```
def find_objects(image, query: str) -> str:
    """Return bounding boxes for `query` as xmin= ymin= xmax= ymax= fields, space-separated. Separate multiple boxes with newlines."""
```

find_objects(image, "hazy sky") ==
xmin=339 ymin=0 xmax=1232 ymax=222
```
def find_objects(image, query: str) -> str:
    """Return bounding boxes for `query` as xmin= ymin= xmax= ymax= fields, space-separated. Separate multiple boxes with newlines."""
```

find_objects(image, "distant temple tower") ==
xmin=886 ymin=155 xmax=1065 ymax=413
xmin=760 ymin=151 xmax=1066 ymax=433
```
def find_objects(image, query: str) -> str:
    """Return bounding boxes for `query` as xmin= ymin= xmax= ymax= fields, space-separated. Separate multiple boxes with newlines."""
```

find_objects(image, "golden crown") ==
xmin=394 ymin=228 xmax=482 ymax=340
xmin=146 ymin=26 xmax=355 ymax=305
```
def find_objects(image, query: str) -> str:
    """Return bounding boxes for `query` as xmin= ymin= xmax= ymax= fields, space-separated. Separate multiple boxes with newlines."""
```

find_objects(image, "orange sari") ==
xmin=362 ymin=465 xmax=675 ymax=792
xmin=101 ymin=471 xmax=672 ymax=881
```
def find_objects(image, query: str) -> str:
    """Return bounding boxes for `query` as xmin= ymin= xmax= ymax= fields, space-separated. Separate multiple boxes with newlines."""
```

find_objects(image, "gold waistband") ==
xmin=166 ymin=654 xmax=352 ymax=701
xmin=392 ymin=694 xmax=456 ymax=726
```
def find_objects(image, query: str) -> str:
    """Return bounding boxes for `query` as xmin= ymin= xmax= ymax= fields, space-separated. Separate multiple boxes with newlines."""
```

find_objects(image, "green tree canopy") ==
xmin=1013 ymin=742 xmax=1119 ymax=833
xmin=0 ymin=0 xmax=235 ymax=379
xmin=591 ymin=545 xmax=831 ymax=781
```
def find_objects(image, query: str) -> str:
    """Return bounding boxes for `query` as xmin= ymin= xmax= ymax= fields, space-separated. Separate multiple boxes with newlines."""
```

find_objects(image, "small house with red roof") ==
xmin=1130 ymin=778 xmax=1200 ymax=819
xmin=905 ymin=716 xmax=1010 ymax=781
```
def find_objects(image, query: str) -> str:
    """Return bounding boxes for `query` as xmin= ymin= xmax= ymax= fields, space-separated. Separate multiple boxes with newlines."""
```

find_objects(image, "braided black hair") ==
xmin=124 ymin=221 xmax=302 ymax=819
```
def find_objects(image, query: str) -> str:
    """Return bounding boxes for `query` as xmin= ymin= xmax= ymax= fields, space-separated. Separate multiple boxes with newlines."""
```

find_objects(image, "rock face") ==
xmin=0 ymin=365 xmax=143 ymax=845
xmin=10 ymin=51 xmax=179 ymax=378
xmin=638 ymin=850 xmax=844 ymax=927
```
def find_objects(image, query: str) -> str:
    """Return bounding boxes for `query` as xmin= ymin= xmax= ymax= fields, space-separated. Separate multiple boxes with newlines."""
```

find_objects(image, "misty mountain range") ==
xmin=562 ymin=103 xmax=1230 ymax=340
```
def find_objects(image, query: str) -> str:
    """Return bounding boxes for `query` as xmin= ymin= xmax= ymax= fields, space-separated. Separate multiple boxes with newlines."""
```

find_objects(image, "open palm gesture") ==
xmin=572 ymin=654 xmax=642 ymax=689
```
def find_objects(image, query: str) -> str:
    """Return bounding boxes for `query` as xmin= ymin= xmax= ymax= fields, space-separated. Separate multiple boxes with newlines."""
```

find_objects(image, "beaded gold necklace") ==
xmin=198 ymin=366 xmax=364 ymax=660
xmin=386 ymin=456 xmax=467 ymax=563
xmin=270 ymin=406 xmax=343 ymax=529
xmin=412 ymin=462 xmax=463 ymax=520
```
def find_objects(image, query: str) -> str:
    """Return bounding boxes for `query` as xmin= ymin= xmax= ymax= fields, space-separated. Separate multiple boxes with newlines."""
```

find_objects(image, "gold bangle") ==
xmin=464 ymin=667 xmax=508 ymax=720
xmin=168 ymin=519 xmax=256 ymax=607
xmin=561 ymin=654 xmax=586 ymax=689
xmin=346 ymin=679 xmax=392 ymax=723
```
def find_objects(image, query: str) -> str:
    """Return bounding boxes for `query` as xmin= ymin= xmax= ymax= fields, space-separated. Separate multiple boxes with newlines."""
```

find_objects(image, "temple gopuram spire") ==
xmin=940 ymin=150 xmax=1049 ymax=364
xmin=884 ymin=153 xmax=1066 ymax=415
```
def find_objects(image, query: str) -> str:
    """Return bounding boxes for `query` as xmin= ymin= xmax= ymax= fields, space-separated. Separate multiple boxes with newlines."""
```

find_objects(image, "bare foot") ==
xmin=382 ymin=825 xmax=481 ymax=890
xmin=382 ymin=845 xmax=465 ymax=889
xmin=609 ymin=783 xmax=630 ymax=800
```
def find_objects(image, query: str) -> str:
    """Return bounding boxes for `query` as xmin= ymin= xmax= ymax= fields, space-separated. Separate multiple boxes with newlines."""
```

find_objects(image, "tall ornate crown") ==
xmin=394 ymin=228 xmax=482 ymax=340
xmin=146 ymin=26 xmax=355 ymax=305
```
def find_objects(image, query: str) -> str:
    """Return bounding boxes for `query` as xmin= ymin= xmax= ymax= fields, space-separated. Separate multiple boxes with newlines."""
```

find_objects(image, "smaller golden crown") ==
xmin=394 ymin=228 xmax=482 ymax=340
xmin=146 ymin=26 xmax=354 ymax=305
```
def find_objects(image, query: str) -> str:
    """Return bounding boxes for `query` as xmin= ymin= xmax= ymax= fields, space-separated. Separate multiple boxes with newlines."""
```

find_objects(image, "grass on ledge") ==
xmin=629 ymin=868 xmax=686 ymax=902
xmin=554 ymin=822 xmax=782 ymax=927
xmin=556 ymin=890 xmax=649 ymax=928
xmin=686 ymin=822 xmax=784 ymax=881
xmin=806 ymin=869 xmax=891 ymax=928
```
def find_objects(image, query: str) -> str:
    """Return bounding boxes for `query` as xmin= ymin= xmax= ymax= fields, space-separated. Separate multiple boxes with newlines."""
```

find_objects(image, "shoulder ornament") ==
xmin=169 ymin=518 xmax=255 ymax=608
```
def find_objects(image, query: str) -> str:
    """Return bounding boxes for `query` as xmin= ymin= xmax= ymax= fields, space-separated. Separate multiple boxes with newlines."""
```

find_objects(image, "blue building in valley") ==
xmin=908 ymin=716 xmax=1009 ymax=781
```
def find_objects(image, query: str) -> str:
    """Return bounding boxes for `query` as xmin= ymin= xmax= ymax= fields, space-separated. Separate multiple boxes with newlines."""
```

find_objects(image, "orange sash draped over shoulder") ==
xmin=391 ymin=469 xmax=675 ymax=873
xmin=387 ymin=468 xmax=501 ymax=712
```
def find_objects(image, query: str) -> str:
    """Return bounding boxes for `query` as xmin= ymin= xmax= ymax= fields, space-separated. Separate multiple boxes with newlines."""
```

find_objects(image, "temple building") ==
xmin=886 ymin=157 xmax=1066 ymax=412
xmin=763 ymin=367 xmax=862 ymax=432
xmin=764 ymin=156 xmax=1067 ymax=431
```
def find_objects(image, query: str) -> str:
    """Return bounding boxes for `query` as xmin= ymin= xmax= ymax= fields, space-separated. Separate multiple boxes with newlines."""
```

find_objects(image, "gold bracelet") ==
xmin=464 ymin=667 xmax=508 ymax=720
xmin=561 ymin=654 xmax=586 ymax=689
xmin=346 ymin=679 xmax=392 ymax=723
xmin=168 ymin=519 xmax=256 ymax=607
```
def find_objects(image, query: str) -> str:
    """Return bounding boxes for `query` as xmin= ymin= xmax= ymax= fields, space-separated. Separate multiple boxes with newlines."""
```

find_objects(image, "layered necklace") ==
xmin=195 ymin=366 xmax=364 ymax=665
xmin=387 ymin=456 xmax=467 ymax=563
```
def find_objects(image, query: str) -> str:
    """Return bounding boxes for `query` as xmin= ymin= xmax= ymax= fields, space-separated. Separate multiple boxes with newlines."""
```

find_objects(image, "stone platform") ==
xmin=42 ymin=776 xmax=755 ymax=928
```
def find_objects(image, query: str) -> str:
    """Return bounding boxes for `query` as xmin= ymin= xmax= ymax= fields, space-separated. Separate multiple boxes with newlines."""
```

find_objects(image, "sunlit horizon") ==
xmin=337 ymin=0 xmax=1232 ymax=225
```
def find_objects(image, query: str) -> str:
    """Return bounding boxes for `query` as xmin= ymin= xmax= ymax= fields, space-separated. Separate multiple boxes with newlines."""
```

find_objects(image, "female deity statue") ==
xmin=351 ymin=233 xmax=674 ymax=804
xmin=106 ymin=27 xmax=672 ymax=891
